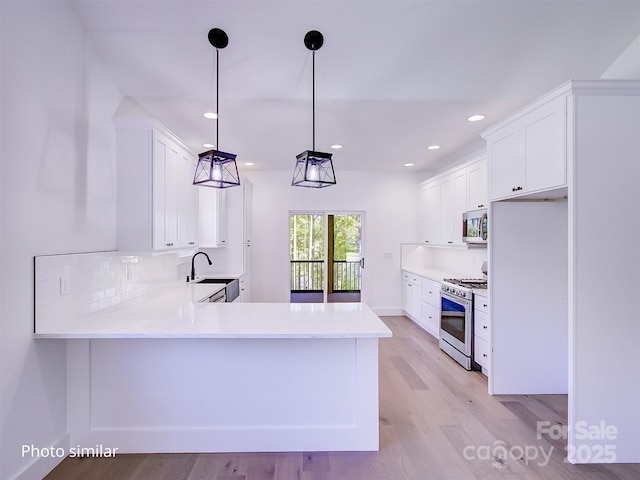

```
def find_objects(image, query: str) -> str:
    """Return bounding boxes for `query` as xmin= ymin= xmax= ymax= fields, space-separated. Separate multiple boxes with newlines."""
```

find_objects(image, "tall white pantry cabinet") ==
xmin=481 ymin=80 xmax=640 ymax=464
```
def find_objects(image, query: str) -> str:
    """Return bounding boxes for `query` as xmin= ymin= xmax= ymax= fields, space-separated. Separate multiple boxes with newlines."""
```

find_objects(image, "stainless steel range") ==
xmin=439 ymin=278 xmax=487 ymax=370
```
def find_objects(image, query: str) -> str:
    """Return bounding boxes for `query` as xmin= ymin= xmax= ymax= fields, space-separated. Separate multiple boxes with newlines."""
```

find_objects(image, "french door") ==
xmin=289 ymin=212 xmax=364 ymax=303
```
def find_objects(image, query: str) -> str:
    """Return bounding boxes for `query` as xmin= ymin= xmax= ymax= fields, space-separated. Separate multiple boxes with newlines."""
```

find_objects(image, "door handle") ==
xmin=360 ymin=257 xmax=365 ymax=269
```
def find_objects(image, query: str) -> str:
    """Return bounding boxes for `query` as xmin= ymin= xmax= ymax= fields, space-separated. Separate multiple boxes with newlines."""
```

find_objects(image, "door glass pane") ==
xmin=328 ymin=214 xmax=362 ymax=303
xmin=290 ymin=214 xmax=324 ymax=303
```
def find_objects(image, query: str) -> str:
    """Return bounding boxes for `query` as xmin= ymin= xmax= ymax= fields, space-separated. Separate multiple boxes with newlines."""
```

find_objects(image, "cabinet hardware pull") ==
xmin=483 ymin=303 xmax=488 ymax=308
xmin=483 ymin=326 xmax=488 ymax=329
xmin=511 ymin=186 xmax=523 ymax=192
xmin=477 ymin=204 xmax=484 ymax=208
xmin=447 ymin=241 xmax=453 ymax=244
xmin=483 ymin=353 xmax=488 ymax=357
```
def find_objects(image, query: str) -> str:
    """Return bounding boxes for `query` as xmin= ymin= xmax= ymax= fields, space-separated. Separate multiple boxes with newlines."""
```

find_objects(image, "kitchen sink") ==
xmin=195 ymin=278 xmax=236 ymax=284
xmin=194 ymin=277 xmax=240 ymax=302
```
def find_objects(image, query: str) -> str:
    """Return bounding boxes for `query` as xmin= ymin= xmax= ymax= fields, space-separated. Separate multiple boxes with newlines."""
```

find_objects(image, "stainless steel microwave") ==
xmin=462 ymin=208 xmax=488 ymax=244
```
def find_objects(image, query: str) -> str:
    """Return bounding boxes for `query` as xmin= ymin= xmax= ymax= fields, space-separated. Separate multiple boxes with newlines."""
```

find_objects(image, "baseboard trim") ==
xmin=371 ymin=307 xmax=403 ymax=317
xmin=12 ymin=434 xmax=68 ymax=480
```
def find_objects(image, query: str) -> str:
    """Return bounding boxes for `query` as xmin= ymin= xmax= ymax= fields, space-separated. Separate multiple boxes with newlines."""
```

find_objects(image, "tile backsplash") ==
xmin=34 ymin=251 xmax=186 ymax=333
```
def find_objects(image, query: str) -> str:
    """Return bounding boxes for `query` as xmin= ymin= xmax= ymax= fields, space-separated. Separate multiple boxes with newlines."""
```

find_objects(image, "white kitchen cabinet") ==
xmin=439 ymin=168 xmax=467 ymax=246
xmin=485 ymin=94 xmax=566 ymax=200
xmin=473 ymin=293 xmax=490 ymax=374
xmin=179 ymin=153 xmax=199 ymax=248
xmin=243 ymin=179 xmax=253 ymax=246
xmin=402 ymin=272 xmax=420 ymax=320
xmin=418 ymin=165 xmax=468 ymax=247
xmin=466 ymin=158 xmax=488 ymax=210
xmin=116 ymin=119 xmax=198 ymax=252
xmin=417 ymin=180 xmax=440 ymax=244
xmin=198 ymin=188 xmax=227 ymax=248
xmin=237 ymin=274 xmax=249 ymax=302
xmin=419 ymin=277 xmax=441 ymax=338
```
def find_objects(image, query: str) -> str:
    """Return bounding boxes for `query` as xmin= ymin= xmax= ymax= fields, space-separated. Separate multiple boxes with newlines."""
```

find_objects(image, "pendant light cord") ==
xmin=312 ymin=50 xmax=315 ymax=151
xmin=216 ymin=48 xmax=220 ymax=151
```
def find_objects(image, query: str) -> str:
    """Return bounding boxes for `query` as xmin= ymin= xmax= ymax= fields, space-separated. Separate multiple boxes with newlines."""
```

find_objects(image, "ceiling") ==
xmin=71 ymin=0 xmax=640 ymax=174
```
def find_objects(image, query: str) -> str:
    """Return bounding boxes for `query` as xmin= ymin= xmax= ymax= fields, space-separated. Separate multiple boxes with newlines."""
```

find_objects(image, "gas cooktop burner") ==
xmin=443 ymin=278 xmax=488 ymax=289
xmin=441 ymin=278 xmax=487 ymax=299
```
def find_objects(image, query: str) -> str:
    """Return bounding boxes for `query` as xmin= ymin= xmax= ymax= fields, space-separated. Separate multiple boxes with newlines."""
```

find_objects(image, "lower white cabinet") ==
xmin=237 ymin=274 xmax=250 ymax=302
xmin=402 ymin=272 xmax=420 ymax=320
xmin=419 ymin=277 xmax=440 ymax=338
xmin=402 ymin=271 xmax=441 ymax=338
xmin=474 ymin=293 xmax=490 ymax=373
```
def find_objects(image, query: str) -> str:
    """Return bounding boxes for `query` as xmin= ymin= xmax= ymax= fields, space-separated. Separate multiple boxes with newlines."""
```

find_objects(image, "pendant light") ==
xmin=193 ymin=28 xmax=240 ymax=189
xmin=291 ymin=30 xmax=336 ymax=188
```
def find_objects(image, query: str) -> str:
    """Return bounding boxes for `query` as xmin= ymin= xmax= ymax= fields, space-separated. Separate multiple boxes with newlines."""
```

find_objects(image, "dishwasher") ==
xmin=205 ymin=288 xmax=226 ymax=303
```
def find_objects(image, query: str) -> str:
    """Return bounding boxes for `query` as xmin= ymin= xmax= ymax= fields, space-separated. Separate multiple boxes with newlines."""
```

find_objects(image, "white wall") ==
xmin=242 ymin=170 xmax=418 ymax=313
xmin=601 ymin=33 xmax=640 ymax=79
xmin=0 ymin=2 xmax=122 ymax=479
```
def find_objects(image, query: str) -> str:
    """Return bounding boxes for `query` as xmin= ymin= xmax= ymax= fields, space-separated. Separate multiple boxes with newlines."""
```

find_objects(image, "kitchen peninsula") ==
xmin=36 ymin=276 xmax=391 ymax=454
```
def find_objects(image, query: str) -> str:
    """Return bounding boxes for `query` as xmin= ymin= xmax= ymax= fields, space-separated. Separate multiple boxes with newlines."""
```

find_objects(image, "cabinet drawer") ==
xmin=474 ymin=294 xmax=489 ymax=314
xmin=402 ymin=272 xmax=419 ymax=284
xmin=474 ymin=309 xmax=490 ymax=342
xmin=420 ymin=278 xmax=440 ymax=306
xmin=474 ymin=336 xmax=490 ymax=369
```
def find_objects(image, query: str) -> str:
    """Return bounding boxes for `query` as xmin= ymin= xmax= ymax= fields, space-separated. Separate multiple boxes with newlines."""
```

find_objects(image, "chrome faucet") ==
xmin=191 ymin=251 xmax=212 ymax=281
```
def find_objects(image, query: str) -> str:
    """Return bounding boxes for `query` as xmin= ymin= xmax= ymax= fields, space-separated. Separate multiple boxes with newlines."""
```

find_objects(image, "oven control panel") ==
xmin=441 ymin=283 xmax=473 ymax=299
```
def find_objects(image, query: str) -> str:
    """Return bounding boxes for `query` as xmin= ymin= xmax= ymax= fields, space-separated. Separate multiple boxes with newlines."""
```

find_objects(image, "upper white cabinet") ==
xmin=417 ymin=181 xmax=440 ymax=244
xmin=242 ymin=179 xmax=253 ymax=246
xmin=439 ymin=168 xmax=467 ymax=246
xmin=466 ymin=160 xmax=488 ymax=210
xmin=484 ymin=95 xmax=567 ymax=200
xmin=198 ymin=188 xmax=227 ymax=248
xmin=418 ymin=157 xmax=485 ymax=247
xmin=116 ymin=119 xmax=198 ymax=252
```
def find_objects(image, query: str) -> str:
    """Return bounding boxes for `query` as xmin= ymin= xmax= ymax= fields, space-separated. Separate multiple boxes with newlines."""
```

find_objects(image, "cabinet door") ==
xmin=420 ymin=301 xmax=440 ymax=338
xmin=467 ymin=160 xmax=488 ymax=210
xmin=450 ymin=170 xmax=467 ymax=245
xmin=198 ymin=188 xmax=227 ymax=248
xmin=243 ymin=180 xmax=253 ymax=245
xmin=419 ymin=181 xmax=440 ymax=244
xmin=402 ymin=279 xmax=414 ymax=315
xmin=153 ymin=131 xmax=180 ymax=250
xmin=178 ymin=150 xmax=198 ymax=248
xmin=488 ymin=125 xmax=524 ymax=200
xmin=523 ymin=96 xmax=566 ymax=193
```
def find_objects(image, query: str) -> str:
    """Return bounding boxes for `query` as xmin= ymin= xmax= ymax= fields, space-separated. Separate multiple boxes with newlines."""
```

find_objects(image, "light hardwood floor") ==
xmin=45 ymin=316 xmax=640 ymax=480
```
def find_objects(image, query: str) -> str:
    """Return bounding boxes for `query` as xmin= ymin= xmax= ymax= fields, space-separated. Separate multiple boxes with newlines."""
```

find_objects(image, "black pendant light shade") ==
xmin=194 ymin=28 xmax=240 ymax=189
xmin=292 ymin=150 xmax=335 ymax=188
xmin=292 ymin=30 xmax=336 ymax=188
xmin=193 ymin=149 xmax=240 ymax=188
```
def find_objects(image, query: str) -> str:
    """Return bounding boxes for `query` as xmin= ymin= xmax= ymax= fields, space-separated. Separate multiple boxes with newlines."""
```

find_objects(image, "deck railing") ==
xmin=290 ymin=260 xmax=361 ymax=292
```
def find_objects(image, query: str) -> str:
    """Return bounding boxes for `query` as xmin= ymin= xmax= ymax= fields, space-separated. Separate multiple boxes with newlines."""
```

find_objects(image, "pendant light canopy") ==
xmin=194 ymin=28 xmax=240 ymax=189
xmin=291 ymin=30 xmax=336 ymax=188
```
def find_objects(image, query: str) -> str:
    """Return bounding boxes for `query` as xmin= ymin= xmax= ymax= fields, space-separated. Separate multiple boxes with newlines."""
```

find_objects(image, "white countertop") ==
xmin=402 ymin=267 xmax=452 ymax=282
xmin=35 ymin=281 xmax=392 ymax=339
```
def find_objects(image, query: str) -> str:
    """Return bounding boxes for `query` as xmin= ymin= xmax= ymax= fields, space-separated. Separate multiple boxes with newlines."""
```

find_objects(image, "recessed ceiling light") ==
xmin=244 ymin=162 xmax=254 ymax=166
xmin=404 ymin=163 xmax=414 ymax=167
xmin=203 ymin=143 xmax=215 ymax=148
xmin=330 ymin=144 xmax=343 ymax=149
xmin=203 ymin=112 xmax=218 ymax=119
xmin=427 ymin=145 xmax=440 ymax=150
xmin=468 ymin=114 xmax=486 ymax=122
